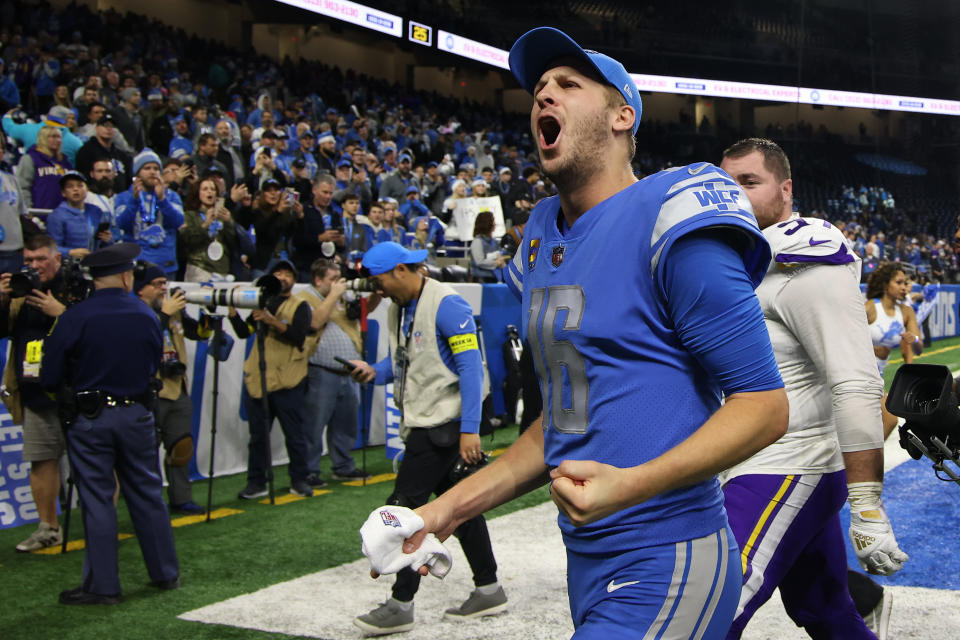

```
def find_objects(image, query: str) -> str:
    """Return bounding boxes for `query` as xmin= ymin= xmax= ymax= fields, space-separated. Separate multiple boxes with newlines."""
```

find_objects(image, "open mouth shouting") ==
xmin=538 ymin=115 xmax=562 ymax=151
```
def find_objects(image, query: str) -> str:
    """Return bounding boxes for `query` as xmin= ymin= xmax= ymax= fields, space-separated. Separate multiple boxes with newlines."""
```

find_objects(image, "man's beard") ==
xmin=90 ymin=178 xmax=113 ymax=194
xmin=538 ymin=107 xmax=608 ymax=195
xmin=149 ymin=296 xmax=163 ymax=312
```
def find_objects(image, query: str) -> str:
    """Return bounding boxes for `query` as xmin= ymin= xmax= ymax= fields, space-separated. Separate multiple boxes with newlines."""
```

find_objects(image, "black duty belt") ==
xmin=75 ymin=389 xmax=154 ymax=419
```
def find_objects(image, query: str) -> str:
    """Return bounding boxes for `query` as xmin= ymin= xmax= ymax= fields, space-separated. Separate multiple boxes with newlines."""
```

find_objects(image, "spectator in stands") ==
xmin=358 ymin=199 xmax=387 ymax=246
xmin=115 ymin=149 xmax=185 ymax=277
xmin=246 ymin=143 xmax=286 ymax=193
xmin=180 ymin=176 xmax=235 ymax=281
xmin=293 ymin=173 xmax=343 ymax=276
xmin=74 ymin=84 xmax=100 ymax=125
xmin=51 ymin=85 xmax=71 ymax=110
xmin=0 ymin=58 xmax=21 ymax=112
xmin=194 ymin=133 xmax=230 ymax=184
xmin=293 ymin=127 xmax=318 ymax=180
xmin=441 ymin=179 xmax=468 ymax=224
xmin=397 ymin=185 xmax=429 ymax=224
xmin=0 ymin=132 xmax=25 ymax=273
xmin=469 ymin=210 xmax=507 ymax=282
xmin=216 ymin=119 xmax=244 ymax=187
xmin=74 ymin=102 xmax=131 ymax=153
xmin=47 ymin=171 xmax=109 ymax=258
xmin=493 ymin=167 xmax=513 ymax=201
xmin=74 ymin=112 xmax=131 ymax=192
xmin=381 ymin=199 xmax=407 ymax=244
xmin=315 ymin=131 xmax=337 ymax=175
xmin=234 ymin=178 xmax=297 ymax=278
xmin=333 ymin=159 xmax=373 ymax=213
xmin=112 ymin=87 xmax=145 ymax=152
xmin=168 ymin=115 xmax=193 ymax=159
xmin=339 ymin=191 xmax=368 ymax=255
xmin=16 ymin=125 xmax=72 ymax=210
xmin=3 ymin=105 xmax=84 ymax=164
xmin=251 ymin=109 xmax=278 ymax=146
xmin=85 ymin=158 xmax=117 ymax=235
xmin=471 ymin=178 xmax=489 ymax=198
xmin=475 ymin=144 xmax=495 ymax=176
xmin=507 ymin=166 xmax=539 ymax=225
xmin=379 ymin=153 xmax=415 ymax=201
xmin=421 ymin=161 xmax=446 ymax=215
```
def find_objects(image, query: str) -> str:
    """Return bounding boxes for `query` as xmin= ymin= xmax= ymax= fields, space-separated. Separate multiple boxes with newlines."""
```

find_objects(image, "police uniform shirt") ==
xmin=40 ymin=288 xmax=162 ymax=395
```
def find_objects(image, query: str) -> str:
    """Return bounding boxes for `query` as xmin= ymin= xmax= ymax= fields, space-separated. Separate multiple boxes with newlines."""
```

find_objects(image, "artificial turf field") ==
xmin=2 ymin=337 xmax=960 ymax=639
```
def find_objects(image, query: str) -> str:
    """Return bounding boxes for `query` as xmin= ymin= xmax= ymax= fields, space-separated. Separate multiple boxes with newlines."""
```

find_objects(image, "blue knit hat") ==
xmin=133 ymin=149 xmax=162 ymax=175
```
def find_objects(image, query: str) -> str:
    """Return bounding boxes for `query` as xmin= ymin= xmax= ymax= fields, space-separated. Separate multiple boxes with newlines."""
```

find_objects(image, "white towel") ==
xmin=360 ymin=506 xmax=452 ymax=579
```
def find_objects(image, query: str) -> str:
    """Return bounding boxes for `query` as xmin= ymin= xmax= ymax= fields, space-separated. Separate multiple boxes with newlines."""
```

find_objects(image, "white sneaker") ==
xmin=863 ymin=589 xmax=892 ymax=640
xmin=16 ymin=521 xmax=62 ymax=552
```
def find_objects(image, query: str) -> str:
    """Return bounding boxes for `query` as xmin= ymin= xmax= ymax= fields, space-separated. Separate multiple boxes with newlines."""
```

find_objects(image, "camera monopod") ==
xmin=256 ymin=319 xmax=276 ymax=505
xmin=203 ymin=312 xmax=233 ymax=521
xmin=359 ymin=296 xmax=369 ymax=485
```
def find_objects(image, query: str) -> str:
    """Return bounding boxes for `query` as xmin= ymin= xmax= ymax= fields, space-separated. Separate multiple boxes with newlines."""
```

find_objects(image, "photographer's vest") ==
xmin=157 ymin=310 xmax=188 ymax=401
xmin=243 ymin=292 xmax=312 ymax=398
xmin=387 ymin=278 xmax=488 ymax=437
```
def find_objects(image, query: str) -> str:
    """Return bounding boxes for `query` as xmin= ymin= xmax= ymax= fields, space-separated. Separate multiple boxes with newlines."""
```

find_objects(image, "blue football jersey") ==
xmin=506 ymin=162 xmax=771 ymax=553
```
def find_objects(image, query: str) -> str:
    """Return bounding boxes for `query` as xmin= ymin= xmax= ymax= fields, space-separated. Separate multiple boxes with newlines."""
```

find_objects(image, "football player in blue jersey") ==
xmin=719 ymin=138 xmax=907 ymax=639
xmin=366 ymin=28 xmax=789 ymax=638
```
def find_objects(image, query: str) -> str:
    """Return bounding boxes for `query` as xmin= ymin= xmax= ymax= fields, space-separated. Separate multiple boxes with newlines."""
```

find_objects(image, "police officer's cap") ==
xmin=82 ymin=242 xmax=142 ymax=278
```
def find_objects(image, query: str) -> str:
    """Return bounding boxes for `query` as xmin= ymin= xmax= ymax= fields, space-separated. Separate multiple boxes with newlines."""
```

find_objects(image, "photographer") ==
xmin=350 ymin=242 xmax=503 ymax=634
xmin=1 ymin=235 xmax=73 ymax=552
xmin=134 ymin=262 xmax=206 ymax=514
xmin=302 ymin=258 xmax=373 ymax=486
xmin=229 ymin=259 xmax=316 ymax=499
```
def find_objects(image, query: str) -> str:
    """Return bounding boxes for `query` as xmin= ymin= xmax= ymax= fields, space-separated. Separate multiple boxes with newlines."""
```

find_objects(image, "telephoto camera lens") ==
xmin=346 ymin=278 xmax=378 ymax=292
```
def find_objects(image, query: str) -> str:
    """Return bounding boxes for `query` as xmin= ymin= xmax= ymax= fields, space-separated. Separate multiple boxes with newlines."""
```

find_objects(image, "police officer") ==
xmin=350 ymin=242 xmax=504 ymax=636
xmin=135 ymin=261 xmax=207 ymax=514
xmin=41 ymin=242 xmax=179 ymax=605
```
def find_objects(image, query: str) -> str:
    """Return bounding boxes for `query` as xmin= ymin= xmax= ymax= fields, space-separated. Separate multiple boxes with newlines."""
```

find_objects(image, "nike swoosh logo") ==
xmin=808 ymin=238 xmax=831 ymax=247
xmin=688 ymin=163 xmax=707 ymax=175
xmin=607 ymin=579 xmax=640 ymax=593
xmin=459 ymin=320 xmax=469 ymax=329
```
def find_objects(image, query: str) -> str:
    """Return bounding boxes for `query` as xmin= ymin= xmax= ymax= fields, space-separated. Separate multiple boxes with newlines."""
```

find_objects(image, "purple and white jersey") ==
xmin=723 ymin=215 xmax=883 ymax=482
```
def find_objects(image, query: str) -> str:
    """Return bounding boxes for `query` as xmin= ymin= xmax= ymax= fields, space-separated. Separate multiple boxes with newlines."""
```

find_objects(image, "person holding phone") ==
xmin=180 ymin=176 xmax=235 ymax=282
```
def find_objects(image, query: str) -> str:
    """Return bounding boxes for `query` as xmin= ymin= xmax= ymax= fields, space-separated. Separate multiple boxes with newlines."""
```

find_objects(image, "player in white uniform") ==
xmin=720 ymin=139 xmax=908 ymax=639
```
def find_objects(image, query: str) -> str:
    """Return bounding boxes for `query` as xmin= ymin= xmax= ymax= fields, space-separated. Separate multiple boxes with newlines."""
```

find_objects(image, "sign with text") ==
xmin=274 ymin=0 xmax=402 ymax=38
xmin=449 ymin=196 xmax=506 ymax=242
xmin=408 ymin=21 xmax=432 ymax=47
xmin=436 ymin=30 xmax=509 ymax=70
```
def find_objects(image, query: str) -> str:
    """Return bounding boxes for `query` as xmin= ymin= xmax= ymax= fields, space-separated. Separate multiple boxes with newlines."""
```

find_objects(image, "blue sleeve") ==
xmin=47 ymin=208 xmax=66 ymax=250
xmin=435 ymin=296 xmax=483 ymax=434
xmin=159 ymin=191 xmax=184 ymax=229
xmin=373 ymin=354 xmax=394 ymax=385
xmin=115 ymin=192 xmax=135 ymax=232
xmin=660 ymin=230 xmax=783 ymax=396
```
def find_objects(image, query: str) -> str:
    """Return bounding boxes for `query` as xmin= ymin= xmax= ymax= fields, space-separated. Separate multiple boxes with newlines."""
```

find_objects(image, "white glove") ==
xmin=360 ymin=505 xmax=452 ymax=579
xmin=848 ymin=482 xmax=909 ymax=576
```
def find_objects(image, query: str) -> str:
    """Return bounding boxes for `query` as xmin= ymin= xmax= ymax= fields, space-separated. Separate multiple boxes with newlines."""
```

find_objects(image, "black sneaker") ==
xmin=333 ymin=468 xmax=372 ymax=480
xmin=59 ymin=587 xmax=123 ymax=605
xmin=305 ymin=473 xmax=328 ymax=488
xmin=289 ymin=481 xmax=314 ymax=497
xmin=150 ymin=577 xmax=181 ymax=590
xmin=238 ymin=484 xmax=268 ymax=500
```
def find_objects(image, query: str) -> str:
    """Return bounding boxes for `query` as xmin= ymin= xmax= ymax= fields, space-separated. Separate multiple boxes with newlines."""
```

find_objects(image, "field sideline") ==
xmin=2 ymin=338 xmax=960 ymax=639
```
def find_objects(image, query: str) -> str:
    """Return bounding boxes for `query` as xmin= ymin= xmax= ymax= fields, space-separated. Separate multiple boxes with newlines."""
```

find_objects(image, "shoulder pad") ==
xmin=766 ymin=217 xmax=856 ymax=266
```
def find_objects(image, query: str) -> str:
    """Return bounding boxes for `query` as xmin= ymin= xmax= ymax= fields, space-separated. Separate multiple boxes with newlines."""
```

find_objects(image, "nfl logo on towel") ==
xmin=380 ymin=510 xmax=401 ymax=527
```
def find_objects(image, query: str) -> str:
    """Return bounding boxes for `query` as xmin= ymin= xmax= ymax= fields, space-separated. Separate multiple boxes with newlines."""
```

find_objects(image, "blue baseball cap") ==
xmin=508 ymin=27 xmax=641 ymax=133
xmin=362 ymin=242 xmax=428 ymax=276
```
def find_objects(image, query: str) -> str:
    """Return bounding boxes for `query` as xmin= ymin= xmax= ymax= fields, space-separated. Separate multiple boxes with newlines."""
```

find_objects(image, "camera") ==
xmin=180 ymin=274 xmax=281 ymax=310
xmin=886 ymin=364 xmax=960 ymax=484
xmin=10 ymin=256 xmax=93 ymax=304
xmin=346 ymin=278 xmax=377 ymax=292
xmin=449 ymin=452 xmax=489 ymax=484
xmin=159 ymin=360 xmax=187 ymax=378
xmin=9 ymin=266 xmax=41 ymax=297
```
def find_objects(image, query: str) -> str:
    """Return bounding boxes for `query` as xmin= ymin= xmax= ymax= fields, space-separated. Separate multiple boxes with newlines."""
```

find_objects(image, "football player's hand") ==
xmin=848 ymin=482 xmax=909 ymax=576
xmin=549 ymin=460 xmax=634 ymax=526
xmin=367 ymin=500 xmax=457 ymax=579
